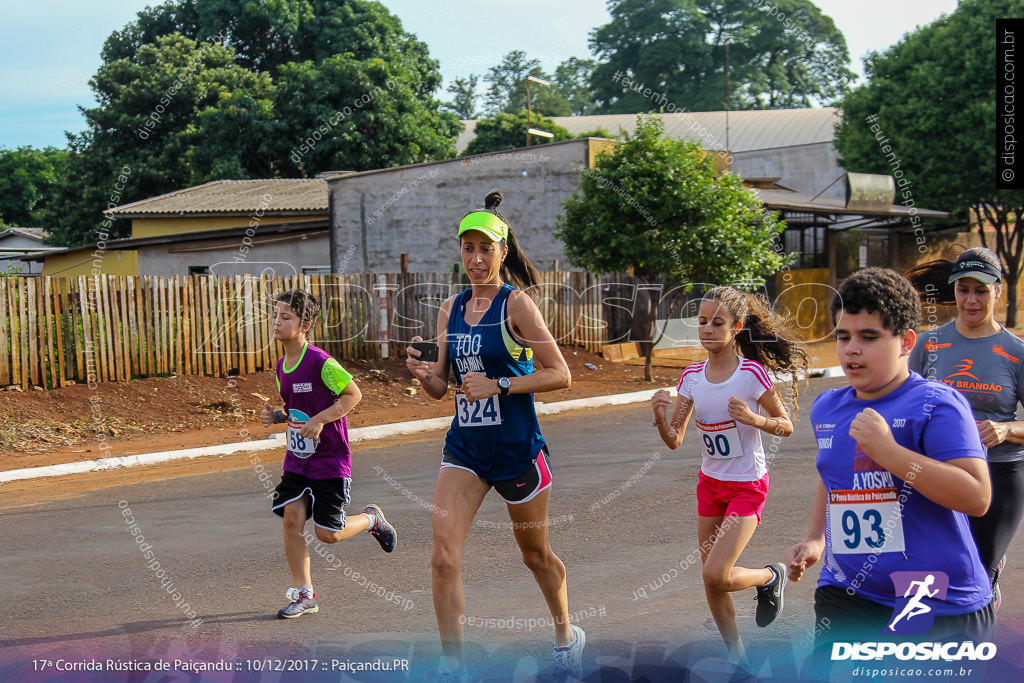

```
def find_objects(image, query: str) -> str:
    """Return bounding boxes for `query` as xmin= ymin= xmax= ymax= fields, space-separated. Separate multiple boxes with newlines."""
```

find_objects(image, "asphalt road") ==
xmin=2 ymin=376 xmax=1024 ymax=682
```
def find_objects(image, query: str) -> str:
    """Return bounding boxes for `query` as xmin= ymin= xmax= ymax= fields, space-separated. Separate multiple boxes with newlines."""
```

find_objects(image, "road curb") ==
xmin=0 ymin=387 xmax=673 ymax=484
xmin=0 ymin=366 xmax=844 ymax=484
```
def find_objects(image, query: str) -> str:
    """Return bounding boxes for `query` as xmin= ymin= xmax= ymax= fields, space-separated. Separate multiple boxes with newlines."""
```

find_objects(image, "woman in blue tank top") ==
xmin=405 ymin=189 xmax=584 ymax=680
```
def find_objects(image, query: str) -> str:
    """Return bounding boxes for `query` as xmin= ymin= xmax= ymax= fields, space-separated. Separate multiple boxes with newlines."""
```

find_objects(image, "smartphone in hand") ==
xmin=411 ymin=341 xmax=439 ymax=362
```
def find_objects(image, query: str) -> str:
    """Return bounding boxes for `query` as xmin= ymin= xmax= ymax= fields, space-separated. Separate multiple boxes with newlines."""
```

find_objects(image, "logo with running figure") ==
xmin=884 ymin=571 xmax=949 ymax=635
xmin=948 ymin=360 xmax=981 ymax=381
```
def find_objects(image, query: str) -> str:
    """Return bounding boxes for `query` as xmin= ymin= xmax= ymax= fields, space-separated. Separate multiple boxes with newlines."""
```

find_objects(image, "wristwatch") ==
xmin=497 ymin=377 xmax=511 ymax=397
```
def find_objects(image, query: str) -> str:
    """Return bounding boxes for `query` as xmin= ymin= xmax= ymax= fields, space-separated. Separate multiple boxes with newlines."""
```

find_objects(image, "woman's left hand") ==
xmin=461 ymin=372 xmax=496 ymax=402
xmin=977 ymin=420 xmax=1011 ymax=448
xmin=727 ymin=396 xmax=757 ymax=425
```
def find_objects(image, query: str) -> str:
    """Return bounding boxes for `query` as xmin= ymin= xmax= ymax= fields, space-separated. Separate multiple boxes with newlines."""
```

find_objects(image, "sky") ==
xmin=0 ymin=0 xmax=960 ymax=150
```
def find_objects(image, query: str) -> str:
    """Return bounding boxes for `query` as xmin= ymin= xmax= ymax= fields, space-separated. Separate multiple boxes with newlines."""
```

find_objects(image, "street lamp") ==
xmin=525 ymin=75 xmax=552 ymax=147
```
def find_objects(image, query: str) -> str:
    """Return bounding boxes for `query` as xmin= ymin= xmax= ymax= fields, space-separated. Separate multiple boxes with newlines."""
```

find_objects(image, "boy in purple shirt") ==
xmin=262 ymin=288 xmax=397 ymax=619
xmin=786 ymin=268 xmax=994 ymax=648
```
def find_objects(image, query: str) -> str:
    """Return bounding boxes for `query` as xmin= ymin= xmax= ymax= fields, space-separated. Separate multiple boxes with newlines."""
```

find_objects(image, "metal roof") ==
xmin=21 ymin=219 xmax=328 ymax=261
xmin=456 ymin=107 xmax=840 ymax=154
xmin=108 ymin=179 xmax=328 ymax=217
xmin=755 ymin=187 xmax=948 ymax=219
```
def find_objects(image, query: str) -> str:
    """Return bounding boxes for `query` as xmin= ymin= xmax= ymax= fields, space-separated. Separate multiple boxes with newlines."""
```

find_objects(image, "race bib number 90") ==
xmin=455 ymin=385 xmax=502 ymax=427
xmin=286 ymin=411 xmax=319 ymax=458
xmin=828 ymin=488 xmax=906 ymax=554
xmin=696 ymin=419 xmax=743 ymax=459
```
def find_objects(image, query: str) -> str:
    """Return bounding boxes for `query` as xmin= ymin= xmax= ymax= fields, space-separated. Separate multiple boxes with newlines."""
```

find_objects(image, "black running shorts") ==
xmin=271 ymin=471 xmax=351 ymax=532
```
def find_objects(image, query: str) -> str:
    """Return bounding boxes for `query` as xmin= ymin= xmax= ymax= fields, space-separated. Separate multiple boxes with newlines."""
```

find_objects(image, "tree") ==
xmin=590 ymin=0 xmax=855 ymax=113
xmin=0 ymin=147 xmax=66 ymax=227
xmin=553 ymin=57 xmax=599 ymax=116
xmin=833 ymin=0 xmax=1024 ymax=325
xmin=444 ymin=75 xmax=480 ymax=119
xmin=483 ymin=50 xmax=571 ymax=116
xmin=48 ymin=0 xmax=460 ymax=247
xmin=556 ymin=116 xmax=787 ymax=379
xmin=47 ymin=34 xmax=275 ymax=246
xmin=101 ymin=0 xmax=429 ymax=73
xmin=462 ymin=112 xmax=576 ymax=156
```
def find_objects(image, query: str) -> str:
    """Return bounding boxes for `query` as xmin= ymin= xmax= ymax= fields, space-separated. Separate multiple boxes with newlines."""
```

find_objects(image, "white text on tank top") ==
xmin=678 ymin=357 xmax=771 ymax=482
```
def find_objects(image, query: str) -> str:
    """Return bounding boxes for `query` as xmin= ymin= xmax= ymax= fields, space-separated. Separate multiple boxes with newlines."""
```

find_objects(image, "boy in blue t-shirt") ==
xmin=786 ymin=267 xmax=994 ymax=645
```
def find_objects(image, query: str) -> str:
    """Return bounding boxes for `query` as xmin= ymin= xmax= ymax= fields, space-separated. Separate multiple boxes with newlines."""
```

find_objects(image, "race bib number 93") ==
xmin=828 ymin=488 xmax=906 ymax=554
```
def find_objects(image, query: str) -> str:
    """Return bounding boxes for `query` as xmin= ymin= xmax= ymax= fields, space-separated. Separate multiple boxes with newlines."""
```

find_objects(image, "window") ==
xmin=301 ymin=265 xmax=331 ymax=275
xmin=188 ymin=265 xmax=210 ymax=276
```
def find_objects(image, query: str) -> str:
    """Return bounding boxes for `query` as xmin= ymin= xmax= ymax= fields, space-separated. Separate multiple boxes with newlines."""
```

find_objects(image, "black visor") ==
xmin=948 ymin=258 xmax=1001 ymax=284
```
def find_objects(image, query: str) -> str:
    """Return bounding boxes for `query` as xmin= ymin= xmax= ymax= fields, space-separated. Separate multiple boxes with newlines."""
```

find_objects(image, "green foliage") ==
xmin=0 ymin=146 xmax=66 ymax=227
xmin=47 ymin=0 xmax=460 ymax=247
xmin=834 ymin=0 xmax=1024 ymax=324
xmin=835 ymin=0 xmax=1024 ymax=214
xmin=483 ymin=50 xmax=571 ymax=116
xmin=444 ymin=75 xmax=480 ymax=119
xmin=553 ymin=57 xmax=599 ymax=116
xmin=590 ymin=0 xmax=854 ymax=113
xmin=555 ymin=116 xmax=787 ymax=284
xmin=462 ymin=112 xmax=574 ymax=156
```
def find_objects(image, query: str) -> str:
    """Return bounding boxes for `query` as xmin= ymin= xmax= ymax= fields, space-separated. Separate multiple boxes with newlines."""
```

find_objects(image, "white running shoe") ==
xmin=552 ymin=624 xmax=586 ymax=678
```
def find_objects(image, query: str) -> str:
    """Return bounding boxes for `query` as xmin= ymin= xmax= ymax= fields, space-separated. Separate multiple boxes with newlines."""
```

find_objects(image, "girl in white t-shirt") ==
xmin=651 ymin=286 xmax=808 ymax=664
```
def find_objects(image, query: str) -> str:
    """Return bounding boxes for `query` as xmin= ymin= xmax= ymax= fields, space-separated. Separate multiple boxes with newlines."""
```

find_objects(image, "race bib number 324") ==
xmin=455 ymin=385 xmax=502 ymax=427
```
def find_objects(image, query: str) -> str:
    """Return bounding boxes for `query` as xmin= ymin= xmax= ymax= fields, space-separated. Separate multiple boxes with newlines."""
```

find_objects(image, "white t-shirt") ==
xmin=676 ymin=356 xmax=773 ymax=482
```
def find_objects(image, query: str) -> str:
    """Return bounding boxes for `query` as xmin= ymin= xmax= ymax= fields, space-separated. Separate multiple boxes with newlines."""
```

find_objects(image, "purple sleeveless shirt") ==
xmin=276 ymin=344 xmax=352 ymax=479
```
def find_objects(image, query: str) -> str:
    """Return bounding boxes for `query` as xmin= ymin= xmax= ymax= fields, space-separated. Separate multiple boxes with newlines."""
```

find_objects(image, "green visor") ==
xmin=457 ymin=211 xmax=508 ymax=242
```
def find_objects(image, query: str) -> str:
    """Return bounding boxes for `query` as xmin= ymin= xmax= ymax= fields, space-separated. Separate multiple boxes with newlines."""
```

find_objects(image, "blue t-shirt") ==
xmin=813 ymin=372 xmax=990 ymax=614
xmin=444 ymin=284 xmax=546 ymax=481
xmin=909 ymin=323 xmax=1024 ymax=462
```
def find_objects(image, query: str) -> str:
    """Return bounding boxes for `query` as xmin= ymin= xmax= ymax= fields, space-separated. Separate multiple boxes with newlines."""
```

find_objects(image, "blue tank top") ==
xmin=444 ymin=284 xmax=546 ymax=481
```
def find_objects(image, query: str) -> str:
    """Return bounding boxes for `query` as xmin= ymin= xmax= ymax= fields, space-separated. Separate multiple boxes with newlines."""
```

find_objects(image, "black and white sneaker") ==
xmin=755 ymin=562 xmax=787 ymax=627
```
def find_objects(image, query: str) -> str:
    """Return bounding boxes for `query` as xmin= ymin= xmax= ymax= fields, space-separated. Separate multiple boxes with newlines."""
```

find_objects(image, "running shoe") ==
xmin=755 ymin=563 xmax=787 ymax=627
xmin=552 ymin=624 xmax=586 ymax=679
xmin=423 ymin=668 xmax=471 ymax=683
xmin=993 ymin=583 xmax=1002 ymax=612
xmin=364 ymin=503 xmax=397 ymax=553
xmin=278 ymin=587 xmax=318 ymax=619
xmin=994 ymin=554 xmax=1007 ymax=586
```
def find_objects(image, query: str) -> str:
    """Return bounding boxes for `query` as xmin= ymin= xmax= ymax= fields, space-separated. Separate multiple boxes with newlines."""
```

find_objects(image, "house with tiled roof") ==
xmin=27 ymin=179 xmax=329 ymax=278
xmin=0 ymin=227 xmax=56 ymax=275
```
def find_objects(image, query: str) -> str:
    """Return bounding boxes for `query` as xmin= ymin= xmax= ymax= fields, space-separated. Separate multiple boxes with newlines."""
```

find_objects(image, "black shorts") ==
xmin=813 ymin=584 xmax=996 ymax=645
xmin=271 ymin=470 xmax=352 ymax=532
xmin=440 ymin=447 xmax=552 ymax=504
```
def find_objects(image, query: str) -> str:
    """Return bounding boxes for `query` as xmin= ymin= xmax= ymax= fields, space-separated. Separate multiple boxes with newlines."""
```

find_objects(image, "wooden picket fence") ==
xmin=0 ymin=272 xmax=610 ymax=389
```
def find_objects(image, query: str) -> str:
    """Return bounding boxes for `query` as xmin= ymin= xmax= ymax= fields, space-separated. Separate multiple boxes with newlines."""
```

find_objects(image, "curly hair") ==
xmin=702 ymin=286 xmax=810 ymax=408
xmin=830 ymin=267 xmax=920 ymax=335
xmin=272 ymin=288 xmax=321 ymax=328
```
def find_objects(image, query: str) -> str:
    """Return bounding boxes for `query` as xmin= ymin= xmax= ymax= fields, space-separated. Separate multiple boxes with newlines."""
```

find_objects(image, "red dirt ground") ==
xmin=0 ymin=345 xmax=693 ymax=471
